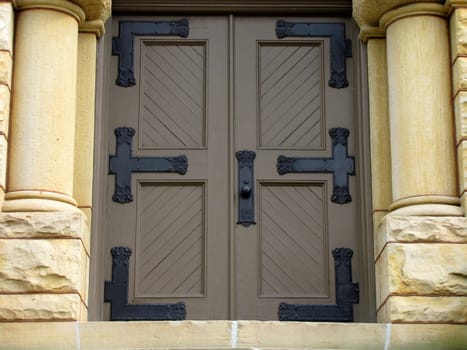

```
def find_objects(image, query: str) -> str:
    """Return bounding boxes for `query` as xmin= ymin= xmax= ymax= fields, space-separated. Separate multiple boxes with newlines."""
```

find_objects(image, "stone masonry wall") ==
xmin=0 ymin=0 xmax=13 ymax=209
xmin=451 ymin=6 xmax=467 ymax=214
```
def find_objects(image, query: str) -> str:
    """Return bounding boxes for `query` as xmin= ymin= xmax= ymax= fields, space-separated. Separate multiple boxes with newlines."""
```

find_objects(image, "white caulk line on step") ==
xmin=75 ymin=321 xmax=81 ymax=350
xmin=384 ymin=323 xmax=392 ymax=350
xmin=231 ymin=320 xmax=238 ymax=348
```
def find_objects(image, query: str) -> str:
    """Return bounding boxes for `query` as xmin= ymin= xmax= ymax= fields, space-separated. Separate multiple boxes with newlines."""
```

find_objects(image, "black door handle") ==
xmin=236 ymin=150 xmax=256 ymax=227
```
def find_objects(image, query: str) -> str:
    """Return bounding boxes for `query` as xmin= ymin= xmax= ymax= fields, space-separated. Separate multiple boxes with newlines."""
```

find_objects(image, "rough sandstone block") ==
xmin=0 ymin=50 xmax=12 ymax=86
xmin=375 ymin=243 xmax=467 ymax=308
xmin=0 ymin=2 xmax=13 ymax=52
xmin=458 ymin=140 xmax=467 ymax=197
xmin=450 ymin=8 xmax=467 ymax=59
xmin=0 ymin=135 xmax=6 ymax=190
xmin=0 ymin=83 xmax=10 ymax=136
xmin=452 ymin=55 xmax=467 ymax=93
xmin=0 ymin=238 xmax=89 ymax=300
xmin=378 ymin=296 xmax=467 ymax=323
xmin=454 ymin=91 xmax=467 ymax=142
xmin=0 ymin=293 xmax=84 ymax=321
xmin=462 ymin=192 xmax=467 ymax=217
xmin=0 ymin=211 xmax=90 ymax=253
xmin=375 ymin=215 xmax=467 ymax=257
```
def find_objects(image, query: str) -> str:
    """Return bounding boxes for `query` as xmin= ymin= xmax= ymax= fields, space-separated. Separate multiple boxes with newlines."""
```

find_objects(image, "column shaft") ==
xmin=3 ymin=8 xmax=80 ymax=211
xmin=385 ymin=12 xmax=459 ymax=214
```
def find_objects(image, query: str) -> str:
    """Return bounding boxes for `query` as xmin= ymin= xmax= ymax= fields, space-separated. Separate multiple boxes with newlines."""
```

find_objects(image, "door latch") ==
xmin=236 ymin=150 xmax=256 ymax=227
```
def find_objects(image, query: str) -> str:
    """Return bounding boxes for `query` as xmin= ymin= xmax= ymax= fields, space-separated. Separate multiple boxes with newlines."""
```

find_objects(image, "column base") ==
xmin=2 ymin=190 xmax=79 ymax=212
xmin=389 ymin=195 xmax=462 ymax=216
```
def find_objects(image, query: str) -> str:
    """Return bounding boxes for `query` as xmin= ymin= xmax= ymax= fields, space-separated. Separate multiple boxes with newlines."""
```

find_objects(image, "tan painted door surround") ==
xmin=103 ymin=15 xmax=363 ymax=321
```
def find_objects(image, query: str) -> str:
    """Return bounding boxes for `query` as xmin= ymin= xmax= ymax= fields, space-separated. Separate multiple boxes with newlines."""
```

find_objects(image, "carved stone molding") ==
xmin=14 ymin=0 xmax=86 ymax=23
xmin=353 ymin=0 xmax=446 ymax=29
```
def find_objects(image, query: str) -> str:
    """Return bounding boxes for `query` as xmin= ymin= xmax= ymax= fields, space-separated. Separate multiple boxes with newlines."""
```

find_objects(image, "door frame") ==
xmin=89 ymin=1 xmax=375 ymax=322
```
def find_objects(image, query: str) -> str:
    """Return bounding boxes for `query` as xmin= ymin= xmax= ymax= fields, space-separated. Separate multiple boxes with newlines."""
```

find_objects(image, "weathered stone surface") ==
xmin=0 ymin=239 xmax=88 ymax=298
xmin=72 ymin=0 xmax=111 ymax=22
xmin=80 ymin=321 xmax=233 ymax=349
xmin=0 ymin=321 xmax=466 ymax=349
xmin=0 ymin=84 xmax=10 ymax=136
xmin=376 ymin=243 xmax=467 ymax=307
xmin=236 ymin=321 xmax=386 ymax=349
xmin=353 ymin=0 xmax=444 ymax=28
xmin=450 ymin=8 xmax=467 ymax=59
xmin=454 ymin=91 xmax=467 ymax=142
xmin=0 ymin=2 xmax=13 ymax=52
xmin=461 ymin=192 xmax=467 ymax=216
xmin=391 ymin=324 xmax=467 ymax=349
xmin=0 ymin=50 xmax=12 ymax=87
xmin=0 ymin=293 xmax=82 ymax=321
xmin=376 ymin=216 xmax=467 ymax=256
xmin=452 ymin=56 xmax=467 ymax=93
xmin=378 ymin=296 xmax=467 ymax=323
xmin=459 ymin=140 xmax=467 ymax=196
xmin=0 ymin=135 xmax=6 ymax=190
xmin=0 ymin=322 xmax=78 ymax=349
xmin=0 ymin=211 xmax=90 ymax=251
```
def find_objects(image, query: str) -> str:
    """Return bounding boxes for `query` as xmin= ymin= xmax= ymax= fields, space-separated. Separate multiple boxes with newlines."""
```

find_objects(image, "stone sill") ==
xmin=0 ymin=321 xmax=466 ymax=349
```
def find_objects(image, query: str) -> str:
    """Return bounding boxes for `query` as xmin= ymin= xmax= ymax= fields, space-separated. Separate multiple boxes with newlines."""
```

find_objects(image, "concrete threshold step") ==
xmin=0 ymin=321 xmax=466 ymax=349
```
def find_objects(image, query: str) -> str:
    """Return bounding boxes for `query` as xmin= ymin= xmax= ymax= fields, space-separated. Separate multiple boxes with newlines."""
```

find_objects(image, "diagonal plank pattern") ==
xmin=136 ymin=183 xmax=205 ymax=297
xmin=140 ymin=43 xmax=206 ymax=148
xmin=259 ymin=183 xmax=327 ymax=297
xmin=259 ymin=44 xmax=323 ymax=149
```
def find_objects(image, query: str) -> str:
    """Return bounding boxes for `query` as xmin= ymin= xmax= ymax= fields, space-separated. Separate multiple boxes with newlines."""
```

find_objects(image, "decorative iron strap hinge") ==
xmin=112 ymin=20 xmax=190 ymax=87
xmin=278 ymin=247 xmax=359 ymax=322
xmin=109 ymin=127 xmax=188 ymax=204
xmin=277 ymin=128 xmax=355 ymax=204
xmin=104 ymin=246 xmax=187 ymax=321
xmin=276 ymin=21 xmax=352 ymax=89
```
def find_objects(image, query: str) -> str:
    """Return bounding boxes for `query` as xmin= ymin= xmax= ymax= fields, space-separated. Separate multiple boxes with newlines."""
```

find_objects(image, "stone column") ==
xmin=383 ymin=3 xmax=459 ymax=216
xmin=0 ymin=0 xmax=110 ymax=322
xmin=2 ymin=1 xmax=83 ymax=212
xmin=354 ymin=1 xmax=467 ymax=324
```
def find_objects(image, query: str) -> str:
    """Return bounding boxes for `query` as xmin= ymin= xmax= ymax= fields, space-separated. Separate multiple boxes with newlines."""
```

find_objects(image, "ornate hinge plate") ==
xmin=104 ymin=246 xmax=187 ymax=321
xmin=276 ymin=21 xmax=352 ymax=89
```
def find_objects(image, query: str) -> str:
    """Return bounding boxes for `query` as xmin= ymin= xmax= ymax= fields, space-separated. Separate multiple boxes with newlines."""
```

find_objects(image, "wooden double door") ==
xmin=104 ymin=16 xmax=361 ymax=320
